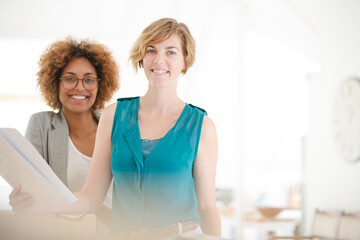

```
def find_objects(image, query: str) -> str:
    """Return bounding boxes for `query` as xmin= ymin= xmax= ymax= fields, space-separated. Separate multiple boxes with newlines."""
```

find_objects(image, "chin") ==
xmin=68 ymin=106 xmax=92 ymax=114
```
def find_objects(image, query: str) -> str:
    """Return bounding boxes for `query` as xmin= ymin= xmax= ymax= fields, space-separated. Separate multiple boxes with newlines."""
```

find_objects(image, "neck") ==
xmin=141 ymin=87 xmax=184 ymax=114
xmin=62 ymin=109 xmax=97 ymax=136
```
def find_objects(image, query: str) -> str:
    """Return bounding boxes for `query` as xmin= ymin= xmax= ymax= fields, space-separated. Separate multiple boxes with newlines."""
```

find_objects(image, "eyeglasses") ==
xmin=59 ymin=76 xmax=100 ymax=91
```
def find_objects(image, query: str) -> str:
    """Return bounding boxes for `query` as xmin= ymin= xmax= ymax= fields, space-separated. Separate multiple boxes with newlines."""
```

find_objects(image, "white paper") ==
xmin=0 ymin=128 xmax=77 ymax=211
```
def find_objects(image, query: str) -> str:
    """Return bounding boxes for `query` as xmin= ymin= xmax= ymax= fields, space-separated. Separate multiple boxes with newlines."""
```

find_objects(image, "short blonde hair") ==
xmin=129 ymin=18 xmax=196 ymax=74
xmin=38 ymin=37 xmax=120 ymax=112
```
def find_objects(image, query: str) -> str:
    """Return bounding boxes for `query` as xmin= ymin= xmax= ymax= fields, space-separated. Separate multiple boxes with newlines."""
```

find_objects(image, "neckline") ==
xmin=136 ymin=97 xmax=188 ymax=141
xmin=141 ymin=138 xmax=162 ymax=143
xmin=68 ymin=136 xmax=92 ymax=159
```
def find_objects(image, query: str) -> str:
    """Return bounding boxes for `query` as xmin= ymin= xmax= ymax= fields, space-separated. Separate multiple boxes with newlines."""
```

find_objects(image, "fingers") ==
xmin=12 ymin=197 xmax=34 ymax=213
xmin=9 ymin=192 xmax=32 ymax=207
xmin=9 ymin=184 xmax=21 ymax=199
xmin=8 ymin=184 xmax=34 ymax=214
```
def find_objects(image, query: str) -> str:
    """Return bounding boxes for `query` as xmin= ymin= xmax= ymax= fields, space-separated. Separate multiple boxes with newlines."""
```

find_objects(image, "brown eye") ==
xmin=84 ymin=78 xmax=96 ymax=84
xmin=64 ymin=77 xmax=76 ymax=83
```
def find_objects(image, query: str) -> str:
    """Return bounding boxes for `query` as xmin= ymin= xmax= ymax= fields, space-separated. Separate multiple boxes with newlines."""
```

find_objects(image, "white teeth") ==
xmin=153 ymin=69 xmax=167 ymax=74
xmin=70 ymin=95 xmax=86 ymax=100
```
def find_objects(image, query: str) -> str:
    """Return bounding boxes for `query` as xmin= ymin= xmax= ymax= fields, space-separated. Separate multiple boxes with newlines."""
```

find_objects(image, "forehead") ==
xmin=148 ymin=34 xmax=183 ymax=49
xmin=62 ymin=57 xmax=96 ymax=73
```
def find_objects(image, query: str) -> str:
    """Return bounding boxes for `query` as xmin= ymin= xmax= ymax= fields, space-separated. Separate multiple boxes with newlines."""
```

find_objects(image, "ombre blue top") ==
xmin=110 ymin=97 xmax=207 ymax=231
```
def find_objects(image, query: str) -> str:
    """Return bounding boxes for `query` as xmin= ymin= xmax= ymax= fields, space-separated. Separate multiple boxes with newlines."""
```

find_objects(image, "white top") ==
xmin=67 ymin=136 xmax=112 ymax=208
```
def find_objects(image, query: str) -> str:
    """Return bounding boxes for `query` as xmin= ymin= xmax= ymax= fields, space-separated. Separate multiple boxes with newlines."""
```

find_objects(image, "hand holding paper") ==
xmin=8 ymin=184 xmax=34 ymax=213
xmin=0 ymin=128 xmax=77 ymax=213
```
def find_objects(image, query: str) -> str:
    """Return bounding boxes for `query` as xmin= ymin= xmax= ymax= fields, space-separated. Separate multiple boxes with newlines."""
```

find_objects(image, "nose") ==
xmin=74 ymin=79 xmax=86 ymax=91
xmin=153 ymin=53 xmax=165 ymax=64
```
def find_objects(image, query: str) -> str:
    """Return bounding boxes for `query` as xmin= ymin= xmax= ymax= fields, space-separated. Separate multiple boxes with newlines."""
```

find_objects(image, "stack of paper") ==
xmin=0 ymin=128 xmax=77 ymax=212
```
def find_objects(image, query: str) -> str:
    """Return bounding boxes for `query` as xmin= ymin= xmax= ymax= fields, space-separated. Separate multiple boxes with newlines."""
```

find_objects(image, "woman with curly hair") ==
xmin=8 ymin=37 xmax=120 ymax=213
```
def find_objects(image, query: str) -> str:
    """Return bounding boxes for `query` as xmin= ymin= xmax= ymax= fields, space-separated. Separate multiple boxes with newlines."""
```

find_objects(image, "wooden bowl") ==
xmin=257 ymin=207 xmax=283 ymax=218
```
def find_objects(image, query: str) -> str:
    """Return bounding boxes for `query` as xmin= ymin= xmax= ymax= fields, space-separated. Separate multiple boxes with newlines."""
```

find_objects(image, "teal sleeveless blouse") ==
xmin=110 ymin=97 xmax=207 ymax=230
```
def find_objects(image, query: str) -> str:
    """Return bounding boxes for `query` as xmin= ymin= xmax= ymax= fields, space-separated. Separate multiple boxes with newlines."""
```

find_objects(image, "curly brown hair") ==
xmin=37 ymin=37 xmax=120 ymax=112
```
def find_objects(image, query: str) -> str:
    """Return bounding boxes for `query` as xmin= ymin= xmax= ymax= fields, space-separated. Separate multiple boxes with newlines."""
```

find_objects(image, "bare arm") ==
xmin=193 ymin=116 xmax=221 ymax=236
xmin=38 ymin=103 xmax=116 ymax=214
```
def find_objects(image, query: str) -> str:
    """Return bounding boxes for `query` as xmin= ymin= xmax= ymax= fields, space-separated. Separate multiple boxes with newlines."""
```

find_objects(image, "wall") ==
xmin=304 ymin=0 xmax=360 ymax=233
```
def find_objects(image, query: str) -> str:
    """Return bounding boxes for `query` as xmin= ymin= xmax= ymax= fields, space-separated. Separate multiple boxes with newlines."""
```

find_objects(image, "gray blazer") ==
xmin=25 ymin=111 xmax=69 ymax=185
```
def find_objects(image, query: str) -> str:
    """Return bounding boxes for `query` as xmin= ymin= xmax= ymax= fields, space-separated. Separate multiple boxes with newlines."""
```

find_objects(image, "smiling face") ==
xmin=142 ymin=34 xmax=186 ymax=88
xmin=59 ymin=57 xmax=98 ymax=115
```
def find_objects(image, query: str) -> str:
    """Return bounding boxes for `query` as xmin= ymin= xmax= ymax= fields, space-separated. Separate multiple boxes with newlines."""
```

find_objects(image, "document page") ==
xmin=0 ymin=128 xmax=77 ymax=211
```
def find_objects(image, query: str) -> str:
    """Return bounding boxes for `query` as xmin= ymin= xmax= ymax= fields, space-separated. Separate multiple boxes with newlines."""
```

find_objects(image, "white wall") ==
xmin=304 ymin=0 xmax=360 ymax=233
xmin=239 ymin=0 xmax=360 ymax=235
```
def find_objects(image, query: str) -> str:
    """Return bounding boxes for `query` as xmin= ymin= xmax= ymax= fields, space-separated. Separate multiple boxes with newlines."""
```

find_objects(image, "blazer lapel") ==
xmin=49 ymin=110 xmax=69 ymax=185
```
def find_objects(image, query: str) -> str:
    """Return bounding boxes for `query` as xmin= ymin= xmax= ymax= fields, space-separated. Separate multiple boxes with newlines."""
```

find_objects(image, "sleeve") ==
xmin=25 ymin=113 xmax=47 ymax=162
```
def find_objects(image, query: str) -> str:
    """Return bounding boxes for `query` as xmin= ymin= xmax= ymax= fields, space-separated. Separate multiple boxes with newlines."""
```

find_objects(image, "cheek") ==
xmin=142 ymin=56 xmax=152 ymax=69
xmin=58 ymin=87 xmax=66 ymax=104
xmin=90 ymin=89 xmax=98 ymax=103
xmin=176 ymin=59 xmax=186 ymax=73
xmin=181 ymin=58 xmax=186 ymax=70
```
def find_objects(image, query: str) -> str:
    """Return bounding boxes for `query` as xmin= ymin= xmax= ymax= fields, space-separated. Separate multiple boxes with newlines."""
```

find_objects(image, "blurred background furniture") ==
xmin=245 ymin=219 xmax=298 ymax=240
xmin=337 ymin=211 xmax=360 ymax=240
xmin=269 ymin=209 xmax=341 ymax=240
xmin=244 ymin=207 xmax=300 ymax=240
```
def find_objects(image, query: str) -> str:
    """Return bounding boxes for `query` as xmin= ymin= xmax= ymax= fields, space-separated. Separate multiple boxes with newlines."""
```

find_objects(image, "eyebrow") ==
xmin=63 ymin=72 xmax=96 ymax=76
xmin=147 ymin=45 xmax=180 ymax=51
